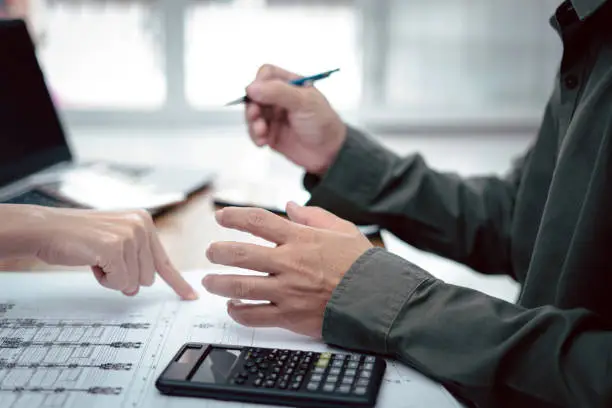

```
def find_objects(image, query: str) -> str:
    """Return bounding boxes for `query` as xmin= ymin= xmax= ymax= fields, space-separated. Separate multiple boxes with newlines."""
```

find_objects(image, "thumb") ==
xmin=286 ymin=202 xmax=353 ymax=232
xmin=247 ymin=80 xmax=307 ymax=111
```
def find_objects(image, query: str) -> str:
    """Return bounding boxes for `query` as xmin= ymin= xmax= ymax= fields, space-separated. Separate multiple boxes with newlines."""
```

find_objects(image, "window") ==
xmin=30 ymin=0 xmax=563 ymax=129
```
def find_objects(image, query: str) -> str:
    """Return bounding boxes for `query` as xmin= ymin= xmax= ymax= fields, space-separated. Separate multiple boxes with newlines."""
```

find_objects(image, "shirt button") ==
xmin=564 ymin=74 xmax=579 ymax=90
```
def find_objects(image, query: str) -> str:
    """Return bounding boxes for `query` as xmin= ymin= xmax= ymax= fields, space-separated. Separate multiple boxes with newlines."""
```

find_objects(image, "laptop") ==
xmin=0 ymin=19 xmax=215 ymax=213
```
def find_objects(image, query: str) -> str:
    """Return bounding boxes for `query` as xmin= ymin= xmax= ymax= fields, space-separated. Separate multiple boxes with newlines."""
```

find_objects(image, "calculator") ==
xmin=156 ymin=343 xmax=387 ymax=408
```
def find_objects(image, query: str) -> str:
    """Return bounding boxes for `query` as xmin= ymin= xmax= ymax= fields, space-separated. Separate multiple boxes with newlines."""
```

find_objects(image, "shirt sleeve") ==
xmin=324 ymin=248 xmax=612 ymax=408
xmin=305 ymin=126 xmax=530 ymax=276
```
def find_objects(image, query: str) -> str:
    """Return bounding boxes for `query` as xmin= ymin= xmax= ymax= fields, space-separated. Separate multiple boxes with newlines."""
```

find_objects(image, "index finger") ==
xmin=256 ymin=64 xmax=301 ymax=82
xmin=149 ymin=232 xmax=198 ymax=300
xmin=215 ymin=207 xmax=295 ymax=244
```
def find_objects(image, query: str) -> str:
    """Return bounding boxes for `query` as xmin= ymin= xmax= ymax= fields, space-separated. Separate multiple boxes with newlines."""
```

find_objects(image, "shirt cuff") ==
xmin=304 ymin=126 xmax=398 ymax=218
xmin=322 ymin=247 xmax=434 ymax=355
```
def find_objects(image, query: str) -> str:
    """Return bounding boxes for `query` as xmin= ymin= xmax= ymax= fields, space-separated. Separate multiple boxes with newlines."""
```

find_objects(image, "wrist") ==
xmin=310 ymin=121 xmax=347 ymax=177
xmin=0 ymin=204 xmax=55 ymax=259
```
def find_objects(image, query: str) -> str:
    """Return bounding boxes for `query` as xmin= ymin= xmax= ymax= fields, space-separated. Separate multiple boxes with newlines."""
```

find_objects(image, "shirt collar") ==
xmin=571 ymin=0 xmax=608 ymax=19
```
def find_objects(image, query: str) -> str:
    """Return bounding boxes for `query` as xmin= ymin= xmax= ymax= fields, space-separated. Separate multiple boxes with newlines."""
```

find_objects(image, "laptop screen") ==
xmin=0 ymin=19 xmax=71 ymax=188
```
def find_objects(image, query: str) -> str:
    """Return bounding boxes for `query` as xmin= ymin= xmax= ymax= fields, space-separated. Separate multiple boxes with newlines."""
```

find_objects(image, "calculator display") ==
xmin=191 ymin=348 xmax=241 ymax=384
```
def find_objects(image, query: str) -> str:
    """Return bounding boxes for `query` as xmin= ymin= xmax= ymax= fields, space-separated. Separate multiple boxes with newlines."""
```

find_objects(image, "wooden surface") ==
xmin=0 ymin=188 xmax=384 ymax=273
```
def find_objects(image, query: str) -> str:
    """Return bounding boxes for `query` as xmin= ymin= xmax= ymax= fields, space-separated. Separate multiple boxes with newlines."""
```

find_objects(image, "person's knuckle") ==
xmin=246 ymin=209 xmax=266 ymax=229
xmin=134 ymin=209 xmax=153 ymax=225
xmin=294 ymin=228 xmax=314 ymax=244
xmin=257 ymin=63 xmax=275 ymax=78
xmin=102 ymin=233 xmax=124 ymax=252
xmin=229 ymin=245 xmax=248 ymax=266
xmin=121 ymin=230 xmax=136 ymax=249
xmin=235 ymin=279 xmax=254 ymax=299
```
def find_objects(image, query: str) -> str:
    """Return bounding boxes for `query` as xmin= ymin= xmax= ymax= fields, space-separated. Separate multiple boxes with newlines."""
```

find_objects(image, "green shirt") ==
xmin=305 ymin=1 xmax=612 ymax=407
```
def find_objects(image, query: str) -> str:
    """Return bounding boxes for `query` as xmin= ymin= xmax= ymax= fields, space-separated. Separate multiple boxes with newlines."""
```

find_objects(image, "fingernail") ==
xmin=286 ymin=201 xmax=301 ymax=214
xmin=123 ymin=288 xmax=139 ymax=297
xmin=205 ymin=245 xmax=216 ymax=263
xmin=184 ymin=290 xmax=199 ymax=301
xmin=228 ymin=299 xmax=242 ymax=307
xmin=247 ymin=83 xmax=262 ymax=99
xmin=201 ymin=275 xmax=214 ymax=289
xmin=215 ymin=209 xmax=224 ymax=224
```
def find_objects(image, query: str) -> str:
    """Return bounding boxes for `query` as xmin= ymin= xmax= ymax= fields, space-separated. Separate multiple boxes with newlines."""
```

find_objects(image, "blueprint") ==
xmin=0 ymin=272 xmax=461 ymax=408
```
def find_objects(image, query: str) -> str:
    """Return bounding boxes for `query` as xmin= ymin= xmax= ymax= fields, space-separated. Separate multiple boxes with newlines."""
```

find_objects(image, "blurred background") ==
xmin=5 ymin=0 xmax=562 ymax=130
xmin=1 ymin=0 xmax=567 ymax=300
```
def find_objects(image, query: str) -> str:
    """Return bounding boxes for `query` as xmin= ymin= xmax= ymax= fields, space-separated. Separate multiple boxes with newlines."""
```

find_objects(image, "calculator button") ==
xmin=309 ymin=373 xmax=322 ymax=382
xmin=354 ymin=386 xmax=367 ymax=395
xmin=338 ymin=385 xmax=351 ymax=394
xmin=278 ymin=381 xmax=288 ymax=389
xmin=321 ymin=352 xmax=332 ymax=359
xmin=364 ymin=356 xmax=376 ymax=363
xmin=356 ymin=378 xmax=370 ymax=387
xmin=306 ymin=382 xmax=319 ymax=392
xmin=255 ymin=357 xmax=264 ymax=364
xmin=312 ymin=367 xmax=326 ymax=374
xmin=350 ymin=355 xmax=362 ymax=362
xmin=306 ymin=351 xmax=314 ymax=357
xmin=359 ymin=371 xmax=372 ymax=379
xmin=288 ymin=362 xmax=297 ymax=369
xmin=344 ymin=369 xmax=357 ymax=376
xmin=273 ymin=366 xmax=282 ymax=374
xmin=248 ymin=366 xmax=258 ymax=374
xmin=294 ymin=375 xmax=304 ymax=383
xmin=326 ymin=375 xmax=338 ymax=383
xmin=290 ymin=382 xmax=301 ymax=390
xmin=291 ymin=355 xmax=300 ymax=363
xmin=285 ymin=368 xmax=294 ymax=375
xmin=364 ymin=362 xmax=374 ymax=370
xmin=282 ymin=374 xmax=291 ymax=382
xmin=269 ymin=373 xmax=278 ymax=381
xmin=333 ymin=354 xmax=347 ymax=360
xmin=244 ymin=361 xmax=255 ymax=368
xmin=297 ymin=369 xmax=308 ymax=376
xmin=315 ymin=359 xmax=330 ymax=369
xmin=264 ymin=380 xmax=275 ymax=388
xmin=347 ymin=361 xmax=359 ymax=369
xmin=303 ymin=356 xmax=312 ymax=364
xmin=341 ymin=376 xmax=355 ymax=385
xmin=253 ymin=378 xmax=263 ymax=387
xmin=257 ymin=372 xmax=265 ymax=379
xmin=322 ymin=384 xmax=335 ymax=392
xmin=331 ymin=360 xmax=344 ymax=368
xmin=280 ymin=355 xmax=288 ymax=362
xmin=329 ymin=368 xmax=341 ymax=376
xmin=259 ymin=362 xmax=269 ymax=370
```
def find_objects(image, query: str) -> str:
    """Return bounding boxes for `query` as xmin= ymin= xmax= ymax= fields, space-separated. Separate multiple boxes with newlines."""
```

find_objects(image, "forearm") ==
xmin=306 ymin=126 xmax=523 ymax=275
xmin=324 ymin=249 xmax=612 ymax=408
xmin=0 ymin=204 xmax=50 ymax=259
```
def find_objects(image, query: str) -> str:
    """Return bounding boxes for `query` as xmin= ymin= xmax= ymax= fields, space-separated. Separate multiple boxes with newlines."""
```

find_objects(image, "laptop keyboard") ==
xmin=1 ymin=190 xmax=79 ymax=208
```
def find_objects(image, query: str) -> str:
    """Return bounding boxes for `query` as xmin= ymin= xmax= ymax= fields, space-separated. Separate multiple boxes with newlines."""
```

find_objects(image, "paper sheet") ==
xmin=0 ymin=271 xmax=461 ymax=408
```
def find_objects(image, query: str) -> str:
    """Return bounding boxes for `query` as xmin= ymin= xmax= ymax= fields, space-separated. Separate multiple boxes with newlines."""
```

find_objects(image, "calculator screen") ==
xmin=191 ymin=348 xmax=242 ymax=384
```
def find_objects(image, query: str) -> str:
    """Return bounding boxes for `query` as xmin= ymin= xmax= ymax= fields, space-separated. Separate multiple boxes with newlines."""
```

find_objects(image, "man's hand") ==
xmin=202 ymin=202 xmax=373 ymax=338
xmin=245 ymin=64 xmax=347 ymax=176
xmin=34 ymin=208 xmax=198 ymax=300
